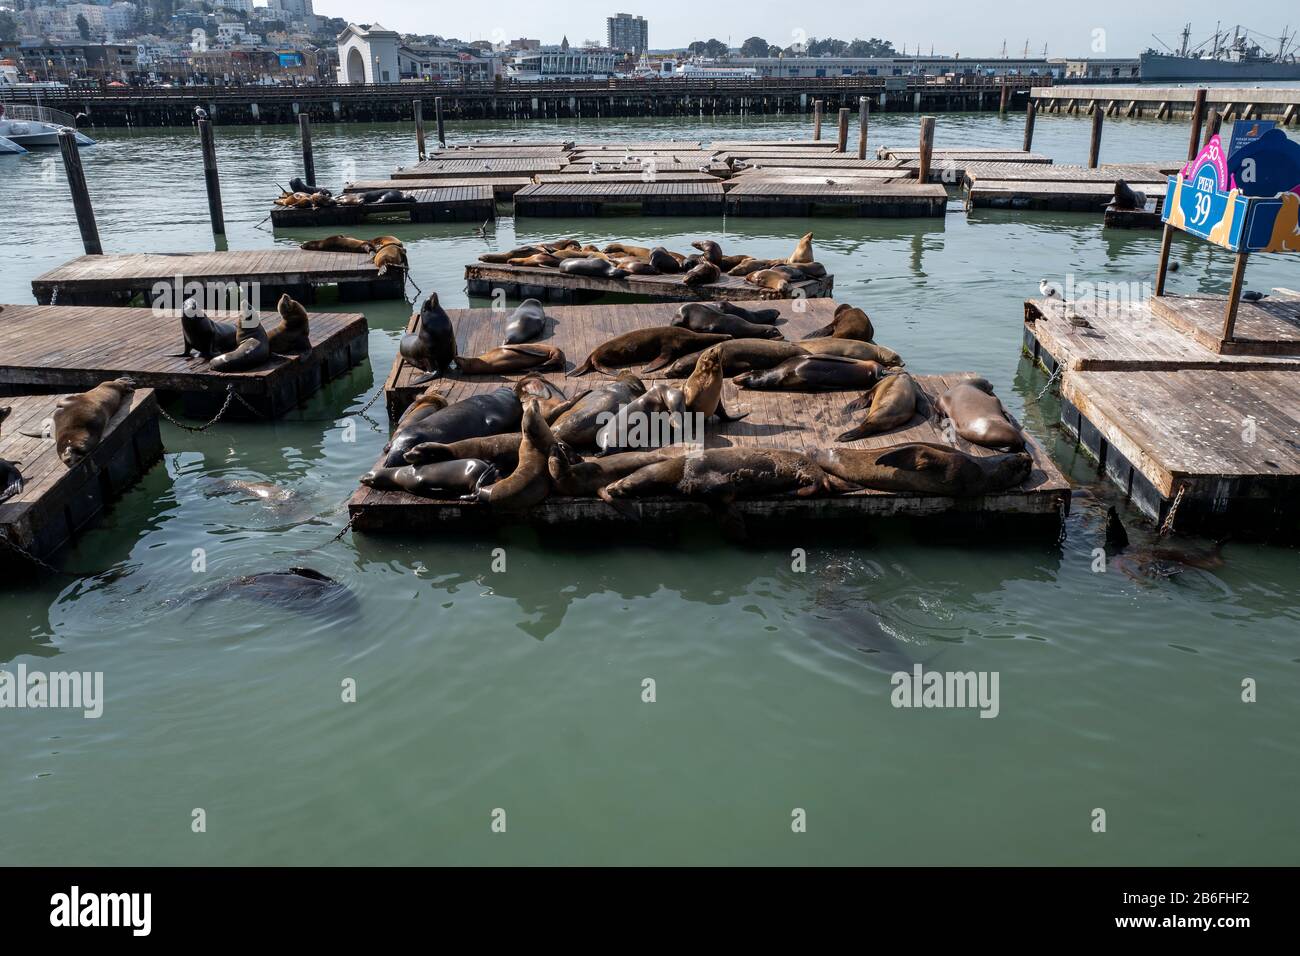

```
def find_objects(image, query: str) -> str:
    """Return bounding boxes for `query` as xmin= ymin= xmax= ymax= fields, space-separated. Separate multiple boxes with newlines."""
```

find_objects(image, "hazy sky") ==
xmin=314 ymin=1 xmax=1296 ymax=58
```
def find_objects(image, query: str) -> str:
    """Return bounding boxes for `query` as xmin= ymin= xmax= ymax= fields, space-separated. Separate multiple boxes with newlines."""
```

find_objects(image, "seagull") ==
xmin=1040 ymin=279 xmax=1062 ymax=299
xmin=482 ymin=161 xmax=492 ymax=170
xmin=475 ymin=219 xmax=490 ymax=238
xmin=590 ymin=162 xmax=600 ymax=175
xmin=194 ymin=106 xmax=208 ymax=120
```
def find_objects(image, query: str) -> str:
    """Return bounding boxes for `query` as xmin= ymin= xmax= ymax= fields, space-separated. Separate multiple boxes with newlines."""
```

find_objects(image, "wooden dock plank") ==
xmin=393 ymin=157 xmax=567 ymax=178
xmin=1150 ymin=294 xmax=1300 ymax=356
xmin=968 ymin=180 xmax=1169 ymax=212
xmin=512 ymin=180 xmax=726 ymax=217
xmin=726 ymin=179 xmax=947 ymax=217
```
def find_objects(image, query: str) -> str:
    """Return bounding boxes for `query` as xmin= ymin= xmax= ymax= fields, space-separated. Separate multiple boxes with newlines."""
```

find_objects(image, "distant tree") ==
xmin=0 ymin=11 xmax=18 ymax=42
xmin=806 ymin=37 xmax=848 ymax=56
xmin=76 ymin=13 xmax=91 ymax=41
xmin=848 ymin=37 xmax=897 ymax=56
xmin=705 ymin=38 xmax=727 ymax=57
xmin=739 ymin=36 xmax=769 ymax=58
xmin=767 ymin=43 xmax=783 ymax=57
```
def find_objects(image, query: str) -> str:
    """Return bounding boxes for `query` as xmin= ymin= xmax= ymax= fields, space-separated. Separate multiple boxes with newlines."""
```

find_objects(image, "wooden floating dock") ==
xmin=346 ymin=177 xmax=530 ymax=200
xmin=31 ymin=250 xmax=405 ymax=306
xmin=0 ymin=389 xmax=163 ymax=569
xmin=0 ymin=304 xmax=369 ymax=419
xmin=960 ymin=161 xmax=1177 ymax=187
xmin=1103 ymin=200 xmax=1165 ymax=229
xmin=968 ymin=180 xmax=1168 ymax=212
xmin=1150 ymin=294 xmax=1300 ymax=357
xmin=271 ymin=185 xmax=495 ymax=227
xmin=882 ymin=147 xmax=1052 ymax=164
xmin=536 ymin=172 xmax=720 ymax=184
xmin=1023 ymin=296 xmax=1300 ymax=534
xmin=464 ymin=262 xmax=833 ymax=304
xmin=511 ymin=181 xmax=726 ymax=217
xmin=1031 ymin=86 xmax=1300 ymax=123
xmin=392 ymin=157 xmax=567 ymax=178
xmin=725 ymin=180 xmax=948 ymax=217
xmin=351 ymin=298 xmax=1068 ymax=535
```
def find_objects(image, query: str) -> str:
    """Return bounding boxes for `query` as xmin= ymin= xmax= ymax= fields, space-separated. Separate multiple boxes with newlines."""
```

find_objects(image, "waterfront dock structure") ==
xmin=351 ymin=298 xmax=1069 ymax=535
xmin=271 ymin=185 xmax=495 ymax=227
xmin=345 ymin=177 xmax=532 ymax=200
xmin=392 ymin=157 xmax=568 ymax=179
xmin=1103 ymin=200 xmax=1164 ymax=229
xmin=31 ymin=250 xmax=405 ymax=306
xmin=726 ymin=179 xmax=948 ymax=217
xmin=1023 ymin=296 xmax=1300 ymax=533
xmin=0 ymin=305 xmax=369 ymax=419
xmin=464 ymin=261 xmax=833 ymax=304
xmin=968 ymin=179 xmax=1169 ymax=212
xmin=512 ymin=181 xmax=726 ymax=217
xmin=0 ymin=389 xmax=163 ymax=569
xmin=1031 ymin=86 xmax=1300 ymax=123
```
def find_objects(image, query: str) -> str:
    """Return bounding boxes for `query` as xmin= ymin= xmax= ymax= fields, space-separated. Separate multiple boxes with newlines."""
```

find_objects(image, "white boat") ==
xmin=0 ymin=103 xmax=95 ymax=148
xmin=0 ymin=134 xmax=28 ymax=154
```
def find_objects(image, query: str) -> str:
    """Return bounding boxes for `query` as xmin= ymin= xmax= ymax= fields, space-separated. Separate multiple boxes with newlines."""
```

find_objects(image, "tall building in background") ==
xmin=606 ymin=13 xmax=648 ymax=55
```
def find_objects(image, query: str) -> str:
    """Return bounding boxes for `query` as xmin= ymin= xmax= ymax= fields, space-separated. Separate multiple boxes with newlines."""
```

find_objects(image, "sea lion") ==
xmin=172 ymin=296 xmax=236 ymax=359
xmin=648 ymin=247 xmax=681 ymax=273
xmin=479 ymin=246 xmax=542 ymax=263
xmin=504 ymin=298 xmax=547 ymax=344
xmin=660 ymin=339 xmax=807 ymax=378
xmin=618 ymin=259 xmax=660 ymax=275
xmin=681 ymin=346 xmax=748 ymax=421
xmin=462 ymin=400 xmax=556 ymax=511
xmin=551 ymin=371 xmax=647 ymax=445
xmin=404 ymin=432 xmax=523 ymax=471
xmin=372 ymin=241 xmax=406 ymax=275
xmin=728 ymin=258 xmax=779 ymax=276
xmin=793 ymin=261 xmax=827 ymax=279
xmin=717 ymin=254 xmax=752 ymax=271
xmin=594 ymin=384 xmax=686 ymax=455
xmin=300 ymin=235 xmax=371 ymax=254
xmin=509 ymin=253 xmax=561 ymax=268
xmin=399 ymin=294 xmax=456 ymax=381
xmin=570 ymin=327 xmax=730 ymax=376
xmin=836 ymin=372 xmax=926 ymax=441
xmin=455 ymin=344 xmax=565 ymax=375
xmin=1113 ymin=179 xmax=1147 ymax=210
xmin=800 ymin=338 xmax=902 ymax=366
xmin=560 ymin=257 xmax=628 ymax=279
xmin=744 ymin=269 xmax=792 ymax=295
xmin=787 ymin=232 xmax=814 ymax=264
xmin=682 ymin=261 xmax=721 ymax=287
xmin=384 ymin=386 xmax=521 ymax=466
xmin=804 ymin=304 xmax=875 ymax=342
xmin=267 ymin=294 xmax=311 ymax=356
xmin=604 ymin=242 xmax=653 ymax=258
xmin=50 ymin=377 xmax=135 ymax=467
xmin=672 ymin=302 xmax=783 ymax=340
xmin=541 ymin=239 xmax=581 ymax=253
xmin=360 ymin=459 xmax=494 ymax=497
xmin=393 ymin=385 xmax=449 ymax=429
xmin=937 ymin=378 xmax=1025 ymax=450
xmin=691 ymin=240 xmax=723 ymax=264
xmin=716 ymin=301 xmax=782 ymax=325
xmin=813 ymin=443 xmax=1032 ymax=496
xmin=210 ymin=314 xmax=271 ymax=373
xmin=549 ymin=248 xmax=599 ymax=260
xmin=734 ymin=354 xmax=882 ymax=391
xmin=547 ymin=442 xmax=682 ymax=496
xmin=197 ymin=567 xmax=358 ymax=620
xmin=0 ymin=406 xmax=23 ymax=504
xmin=289 ymin=177 xmax=329 ymax=196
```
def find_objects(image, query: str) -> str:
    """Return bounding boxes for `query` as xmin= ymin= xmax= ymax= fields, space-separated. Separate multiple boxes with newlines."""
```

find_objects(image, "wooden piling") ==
xmin=1187 ymin=88 xmax=1207 ymax=160
xmin=435 ymin=96 xmax=446 ymax=148
xmin=1022 ymin=98 xmax=1036 ymax=152
xmin=57 ymin=128 xmax=102 ymax=256
xmin=298 ymin=113 xmax=315 ymax=186
xmin=999 ymin=82 xmax=1010 ymax=114
xmin=917 ymin=116 xmax=936 ymax=184
xmin=1088 ymin=108 xmax=1103 ymax=168
xmin=1204 ymin=108 xmax=1223 ymax=147
xmin=1222 ymin=251 xmax=1250 ymax=343
xmin=836 ymin=108 xmax=849 ymax=152
xmin=197 ymin=117 xmax=225 ymax=236
xmin=414 ymin=100 xmax=427 ymax=161
xmin=857 ymin=96 xmax=869 ymax=159
xmin=813 ymin=99 xmax=823 ymax=140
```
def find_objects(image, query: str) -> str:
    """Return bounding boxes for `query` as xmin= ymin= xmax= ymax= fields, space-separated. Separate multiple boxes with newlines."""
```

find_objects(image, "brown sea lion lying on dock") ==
xmin=800 ymin=338 xmax=902 ymax=366
xmin=210 ymin=316 xmax=271 ymax=373
xmin=548 ymin=443 xmax=684 ymax=496
xmin=735 ymin=354 xmax=882 ymax=391
xmin=49 ymin=377 xmax=136 ymax=467
xmin=671 ymin=302 xmax=782 ymax=339
xmin=659 ymin=339 xmax=806 ymax=378
xmin=551 ymin=371 xmax=647 ymax=445
xmin=836 ymin=371 xmax=927 ymax=441
xmin=461 ymin=400 xmax=557 ymax=511
xmin=937 ymin=378 xmax=1025 ymax=450
xmin=300 ymin=235 xmax=373 ymax=254
xmin=804 ymin=304 xmax=875 ymax=342
xmin=570 ymin=327 xmax=729 ymax=376
xmin=813 ymin=443 xmax=1032 ymax=496
xmin=454 ymin=344 xmax=566 ymax=375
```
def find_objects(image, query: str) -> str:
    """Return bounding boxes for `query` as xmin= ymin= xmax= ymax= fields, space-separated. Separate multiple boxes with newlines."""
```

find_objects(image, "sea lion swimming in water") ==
xmin=659 ymin=338 xmax=806 ymax=378
xmin=300 ymin=235 xmax=372 ymax=254
xmin=171 ymin=296 xmax=237 ymax=359
xmin=0 ymin=406 xmax=23 ymax=504
xmin=455 ymin=344 xmax=565 ymax=375
xmin=682 ymin=260 xmax=721 ymax=287
xmin=49 ymin=377 xmax=136 ymax=467
xmin=804 ymin=304 xmax=875 ymax=342
xmin=462 ymin=400 xmax=557 ymax=511
xmin=813 ymin=443 xmax=1032 ymax=496
xmin=787 ymin=232 xmax=814 ymax=264
xmin=836 ymin=371 xmax=926 ymax=441
xmin=560 ymin=257 xmax=628 ymax=279
xmin=210 ymin=313 xmax=271 ymax=373
xmin=570 ymin=327 xmax=729 ymax=376
xmin=734 ymin=354 xmax=882 ymax=391
xmin=671 ymin=302 xmax=783 ymax=340
xmin=267 ymin=294 xmax=311 ymax=356
xmin=360 ymin=458 xmax=494 ymax=497
xmin=384 ymin=385 xmax=522 ymax=466
xmin=937 ymin=378 xmax=1025 ymax=450
xmin=399 ymin=294 xmax=457 ymax=382
xmin=196 ymin=567 xmax=359 ymax=621
xmin=548 ymin=442 xmax=683 ymax=496
xmin=551 ymin=371 xmax=647 ymax=445
xmin=505 ymin=298 xmax=548 ymax=345
xmin=800 ymin=337 xmax=902 ymax=366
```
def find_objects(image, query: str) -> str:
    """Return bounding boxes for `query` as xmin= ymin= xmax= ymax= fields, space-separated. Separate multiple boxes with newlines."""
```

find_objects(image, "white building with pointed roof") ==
xmin=336 ymin=22 xmax=400 ymax=83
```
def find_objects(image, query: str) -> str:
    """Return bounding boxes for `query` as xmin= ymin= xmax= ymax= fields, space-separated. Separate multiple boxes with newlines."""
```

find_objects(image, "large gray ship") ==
xmin=1140 ymin=23 xmax=1300 ymax=81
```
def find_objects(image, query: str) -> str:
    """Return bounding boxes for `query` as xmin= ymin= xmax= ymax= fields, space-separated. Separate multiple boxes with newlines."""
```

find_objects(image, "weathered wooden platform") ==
xmin=733 ymin=156 xmax=907 ymax=171
xmin=271 ymin=185 xmax=495 ymax=227
xmin=536 ymin=172 xmax=721 ymax=184
xmin=967 ymin=180 xmax=1168 ymax=213
xmin=576 ymin=140 xmax=702 ymax=151
xmin=1151 ymin=294 xmax=1300 ymax=357
xmin=346 ymin=177 xmax=530 ymax=199
xmin=465 ymin=262 xmax=833 ymax=304
xmin=0 ymin=304 xmax=369 ymax=418
xmin=512 ymin=181 xmax=726 ymax=216
xmin=392 ymin=157 xmax=567 ymax=178
xmin=1103 ymin=200 xmax=1164 ymax=229
xmin=353 ymin=299 xmax=1066 ymax=535
xmin=31 ymin=250 xmax=405 ymax=306
xmin=882 ymin=147 xmax=1051 ymax=164
xmin=0 ymin=388 xmax=163 ymax=569
xmin=961 ymin=162 xmax=1177 ymax=187
xmin=726 ymin=180 xmax=948 ymax=217
xmin=710 ymin=140 xmax=839 ymax=150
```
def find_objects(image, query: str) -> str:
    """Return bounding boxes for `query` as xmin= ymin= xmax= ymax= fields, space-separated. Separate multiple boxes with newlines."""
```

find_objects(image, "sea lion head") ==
xmin=277 ymin=293 xmax=309 ymax=327
xmin=988 ymin=451 xmax=1034 ymax=489
xmin=614 ymin=370 xmax=647 ymax=397
xmin=520 ymin=398 xmax=557 ymax=451
xmin=105 ymin=376 xmax=136 ymax=396
xmin=409 ymin=385 xmax=448 ymax=411
xmin=182 ymin=297 xmax=203 ymax=318
xmin=515 ymin=374 xmax=564 ymax=402
xmin=691 ymin=240 xmax=722 ymax=264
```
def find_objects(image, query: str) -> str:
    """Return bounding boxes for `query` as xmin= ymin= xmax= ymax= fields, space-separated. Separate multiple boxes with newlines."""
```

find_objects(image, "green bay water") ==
xmin=1 ymin=112 xmax=1297 ymax=865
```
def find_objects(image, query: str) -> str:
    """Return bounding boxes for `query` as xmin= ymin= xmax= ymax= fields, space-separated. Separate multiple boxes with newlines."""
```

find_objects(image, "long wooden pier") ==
xmin=31 ymin=250 xmax=405 ymax=306
xmin=0 ymin=304 xmax=369 ymax=419
xmin=1031 ymin=86 xmax=1300 ymax=123
xmin=346 ymin=176 xmax=530 ymax=200
xmin=350 ymin=298 xmax=1068 ymax=536
xmin=271 ymin=185 xmax=495 ymax=227
xmin=512 ymin=181 xmax=726 ymax=216
xmin=0 ymin=388 xmax=163 ymax=569
xmin=392 ymin=157 xmax=568 ymax=179
xmin=464 ymin=261 xmax=833 ymax=304
xmin=1024 ymin=295 xmax=1300 ymax=534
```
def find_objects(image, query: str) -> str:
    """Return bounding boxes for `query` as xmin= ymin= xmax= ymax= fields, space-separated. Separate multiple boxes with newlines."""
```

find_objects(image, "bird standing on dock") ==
xmin=1039 ymin=279 xmax=1061 ymax=300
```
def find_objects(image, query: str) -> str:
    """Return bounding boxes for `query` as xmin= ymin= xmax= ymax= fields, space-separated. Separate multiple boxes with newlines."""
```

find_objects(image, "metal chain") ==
xmin=1036 ymin=363 xmax=1063 ymax=402
xmin=155 ymin=385 xmax=238 ymax=432
xmin=229 ymin=389 xmax=270 ymax=419
xmin=1056 ymin=495 xmax=1069 ymax=545
xmin=0 ymin=530 xmax=70 ymax=575
xmin=1158 ymin=484 xmax=1186 ymax=537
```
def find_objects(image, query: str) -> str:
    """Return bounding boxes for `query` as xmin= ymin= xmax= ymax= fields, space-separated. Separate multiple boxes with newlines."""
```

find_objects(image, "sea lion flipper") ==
xmin=17 ymin=429 xmax=49 ymax=440
xmin=842 ymin=386 xmax=877 ymax=415
xmin=803 ymin=323 xmax=834 ymax=339
xmin=716 ymin=399 xmax=750 ymax=422
xmin=409 ymin=371 xmax=441 ymax=386
xmin=597 ymin=486 xmax=641 ymax=520
xmin=642 ymin=353 xmax=675 ymax=373
xmin=875 ymin=445 xmax=949 ymax=473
